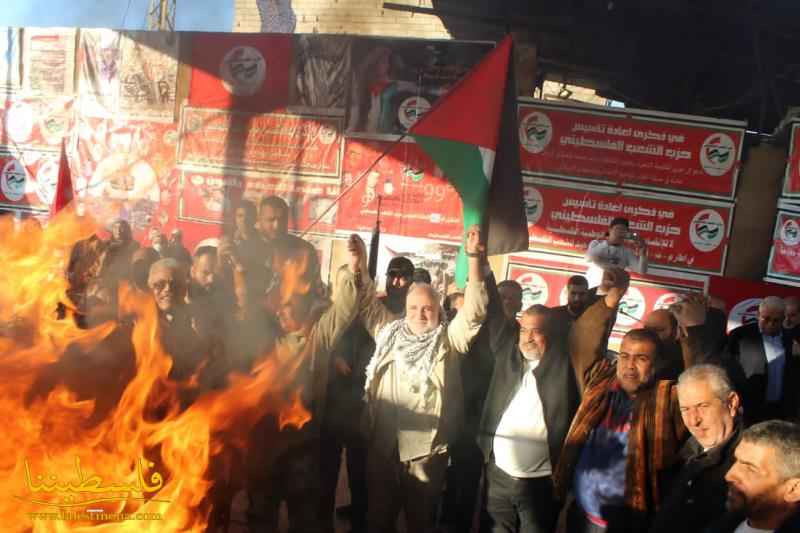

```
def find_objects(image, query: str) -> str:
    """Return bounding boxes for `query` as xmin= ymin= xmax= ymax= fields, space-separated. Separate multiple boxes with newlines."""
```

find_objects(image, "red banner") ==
xmin=0 ymin=97 xmax=72 ymax=152
xmin=767 ymin=211 xmax=800 ymax=281
xmin=178 ymin=169 xmax=338 ymax=235
xmin=708 ymin=276 xmax=800 ymax=332
xmin=783 ymin=123 xmax=800 ymax=197
xmin=178 ymin=107 xmax=342 ymax=177
xmin=189 ymin=33 xmax=292 ymax=112
xmin=0 ymin=151 xmax=61 ymax=210
xmin=518 ymin=100 xmax=745 ymax=199
xmin=335 ymin=138 xmax=463 ymax=242
xmin=524 ymin=176 xmax=733 ymax=274
xmin=506 ymin=257 xmax=702 ymax=335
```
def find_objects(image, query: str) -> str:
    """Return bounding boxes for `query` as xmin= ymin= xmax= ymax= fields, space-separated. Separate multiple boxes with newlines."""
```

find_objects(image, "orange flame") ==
xmin=0 ymin=207 xmax=312 ymax=531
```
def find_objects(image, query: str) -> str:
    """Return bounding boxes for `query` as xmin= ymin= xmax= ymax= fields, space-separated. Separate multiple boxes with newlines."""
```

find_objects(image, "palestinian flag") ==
xmin=409 ymin=35 xmax=528 ymax=286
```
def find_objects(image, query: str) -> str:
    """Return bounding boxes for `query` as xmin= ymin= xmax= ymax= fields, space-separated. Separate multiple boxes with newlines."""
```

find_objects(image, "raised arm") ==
xmin=570 ymin=267 xmax=629 ymax=392
xmin=447 ymin=225 xmax=489 ymax=354
xmin=313 ymin=235 xmax=366 ymax=352
xmin=671 ymin=294 xmax=709 ymax=369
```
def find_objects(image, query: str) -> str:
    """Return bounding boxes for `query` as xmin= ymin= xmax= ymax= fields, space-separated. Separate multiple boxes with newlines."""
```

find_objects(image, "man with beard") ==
xmin=705 ymin=420 xmax=800 ymax=532
xmin=318 ymin=254 xmax=416 ymax=533
xmin=479 ymin=268 xmax=628 ymax=533
xmin=555 ymin=295 xmax=711 ymax=532
xmin=649 ymin=364 xmax=743 ymax=533
xmin=358 ymin=226 xmax=487 ymax=533
xmin=549 ymin=275 xmax=592 ymax=343
xmin=783 ymin=296 xmax=800 ymax=339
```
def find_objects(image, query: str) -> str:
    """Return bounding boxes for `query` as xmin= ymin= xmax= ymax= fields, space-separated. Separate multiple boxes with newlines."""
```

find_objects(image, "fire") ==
xmin=0 ymin=207 xmax=311 ymax=531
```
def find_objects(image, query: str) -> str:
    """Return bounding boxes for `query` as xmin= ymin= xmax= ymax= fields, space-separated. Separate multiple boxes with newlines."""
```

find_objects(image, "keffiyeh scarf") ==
xmin=364 ymin=318 xmax=445 ymax=400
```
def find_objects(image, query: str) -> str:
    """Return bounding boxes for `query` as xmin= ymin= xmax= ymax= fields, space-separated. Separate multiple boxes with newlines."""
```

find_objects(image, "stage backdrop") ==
xmin=0 ymin=28 xmax=758 ymax=296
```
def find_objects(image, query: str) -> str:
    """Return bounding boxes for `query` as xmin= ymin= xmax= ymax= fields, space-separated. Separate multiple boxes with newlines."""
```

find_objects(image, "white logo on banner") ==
xmin=689 ymin=209 xmax=725 ymax=252
xmin=35 ymin=159 xmax=59 ymax=205
xmin=729 ymin=297 xmax=761 ymax=332
xmin=523 ymin=186 xmax=544 ymax=226
xmin=220 ymin=46 xmax=266 ymax=96
xmin=699 ymin=133 xmax=736 ymax=176
xmin=1 ymin=158 xmax=28 ymax=201
xmin=515 ymin=272 xmax=549 ymax=309
xmin=5 ymin=101 xmax=34 ymax=144
xmin=654 ymin=292 xmax=681 ymax=310
xmin=397 ymin=97 xmax=431 ymax=129
xmin=616 ymin=286 xmax=646 ymax=327
xmin=780 ymin=218 xmax=800 ymax=246
xmin=519 ymin=112 xmax=553 ymax=154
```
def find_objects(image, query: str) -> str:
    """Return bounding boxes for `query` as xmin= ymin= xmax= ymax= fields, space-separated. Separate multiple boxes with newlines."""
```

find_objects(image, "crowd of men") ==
xmin=33 ymin=200 xmax=800 ymax=533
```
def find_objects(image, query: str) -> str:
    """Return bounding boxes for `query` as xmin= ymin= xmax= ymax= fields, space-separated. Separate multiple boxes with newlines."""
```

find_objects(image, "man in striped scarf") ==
xmin=555 ymin=294 xmax=711 ymax=532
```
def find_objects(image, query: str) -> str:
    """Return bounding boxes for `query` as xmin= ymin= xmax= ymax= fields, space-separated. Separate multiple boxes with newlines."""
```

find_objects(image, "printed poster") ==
xmin=177 ymin=168 xmax=338 ymax=235
xmin=346 ymin=38 xmax=492 ymax=134
xmin=178 ymin=107 xmax=343 ymax=177
xmin=23 ymin=28 xmax=76 ymax=95
xmin=335 ymin=137 xmax=463 ymax=242
xmin=74 ymin=117 xmax=179 ymax=232
xmin=783 ymin=122 xmax=800 ymax=198
xmin=524 ymin=176 xmax=734 ymax=274
xmin=79 ymin=30 xmax=179 ymax=121
xmin=0 ymin=150 xmax=62 ymax=210
xmin=0 ymin=97 xmax=72 ymax=152
xmin=189 ymin=33 xmax=292 ymax=112
xmin=518 ymin=100 xmax=745 ymax=199
xmin=767 ymin=211 xmax=800 ymax=283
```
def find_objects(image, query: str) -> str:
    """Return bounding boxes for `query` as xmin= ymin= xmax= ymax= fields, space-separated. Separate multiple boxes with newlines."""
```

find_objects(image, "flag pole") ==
xmin=301 ymin=132 xmax=408 ymax=236
xmin=368 ymin=194 xmax=382 ymax=279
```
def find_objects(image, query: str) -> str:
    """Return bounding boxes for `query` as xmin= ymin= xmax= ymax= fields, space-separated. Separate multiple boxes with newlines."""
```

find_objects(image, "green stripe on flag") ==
xmin=413 ymin=135 xmax=492 ymax=287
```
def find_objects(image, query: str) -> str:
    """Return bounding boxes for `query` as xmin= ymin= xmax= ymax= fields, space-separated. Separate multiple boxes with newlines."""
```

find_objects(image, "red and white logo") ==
xmin=519 ymin=111 xmax=553 ymax=154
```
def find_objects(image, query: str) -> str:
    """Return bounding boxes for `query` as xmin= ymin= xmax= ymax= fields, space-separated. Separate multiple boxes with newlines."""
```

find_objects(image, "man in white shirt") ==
xmin=478 ymin=269 xmax=630 ymax=533
xmin=585 ymin=217 xmax=647 ymax=289
xmin=705 ymin=420 xmax=800 ymax=533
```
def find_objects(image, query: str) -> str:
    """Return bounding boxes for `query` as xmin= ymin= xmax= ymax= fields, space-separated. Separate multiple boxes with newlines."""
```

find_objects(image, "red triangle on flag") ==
xmin=409 ymin=35 xmax=513 ymax=151
xmin=52 ymin=138 xmax=74 ymax=214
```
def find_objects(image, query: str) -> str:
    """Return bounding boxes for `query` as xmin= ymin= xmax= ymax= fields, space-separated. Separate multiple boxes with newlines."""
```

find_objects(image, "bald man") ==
xmin=644 ymin=308 xmax=684 ymax=381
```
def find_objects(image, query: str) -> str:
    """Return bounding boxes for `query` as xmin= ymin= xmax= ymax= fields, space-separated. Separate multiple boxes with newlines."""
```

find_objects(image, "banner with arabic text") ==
xmin=518 ymin=100 xmax=745 ymax=199
xmin=178 ymin=168 xmax=339 ymax=235
xmin=708 ymin=275 xmax=800 ymax=332
xmin=767 ymin=210 xmax=800 ymax=282
xmin=524 ymin=176 xmax=734 ymax=274
xmin=506 ymin=255 xmax=703 ymax=337
xmin=0 ymin=151 xmax=61 ymax=210
xmin=783 ymin=122 xmax=800 ymax=198
xmin=22 ymin=28 xmax=75 ymax=96
xmin=335 ymin=137 xmax=463 ymax=242
xmin=178 ymin=107 xmax=343 ymax=178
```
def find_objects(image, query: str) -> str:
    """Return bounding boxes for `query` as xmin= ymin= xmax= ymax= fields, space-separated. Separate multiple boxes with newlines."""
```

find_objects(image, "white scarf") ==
xmin=364 ymin=318 xmax=444 ymax=400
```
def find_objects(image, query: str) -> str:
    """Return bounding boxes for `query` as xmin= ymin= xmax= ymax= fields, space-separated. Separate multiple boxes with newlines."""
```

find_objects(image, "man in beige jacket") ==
xmin=357 ymin=225 xmax=489 ymax=533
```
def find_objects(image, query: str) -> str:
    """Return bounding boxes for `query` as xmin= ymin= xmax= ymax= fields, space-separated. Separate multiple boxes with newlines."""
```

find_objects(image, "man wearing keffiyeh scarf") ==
xmin=356 ymin=225 xmax=488 ymax=533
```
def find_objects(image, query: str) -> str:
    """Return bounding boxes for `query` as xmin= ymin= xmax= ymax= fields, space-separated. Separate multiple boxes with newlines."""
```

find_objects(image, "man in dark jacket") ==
xmin=478 ymin=268 xmax=629 ymax=533
xmin=649 ymin=364 xmax=742 ymax=533
xmin=549 ymin=274 xmax=592 ymax=343
xmin=705 ymin=420 xmax=800 ymax=533
xmin=725 ymin=296 xmax=800 ymax=423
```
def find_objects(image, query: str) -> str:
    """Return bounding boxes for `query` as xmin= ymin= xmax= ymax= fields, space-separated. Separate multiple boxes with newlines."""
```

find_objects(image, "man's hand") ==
xmin=347 ymin=234 xmax=367 ymax=275
xmin=465 ymin=224 xmax=484 ymax=256
xmin=671 ymin=294 xmax=707 ymax=328
xmin=334 ymin=356 xmax=353 ymax=377
xmin=603 ymin=267 xmax=630 ymax=309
